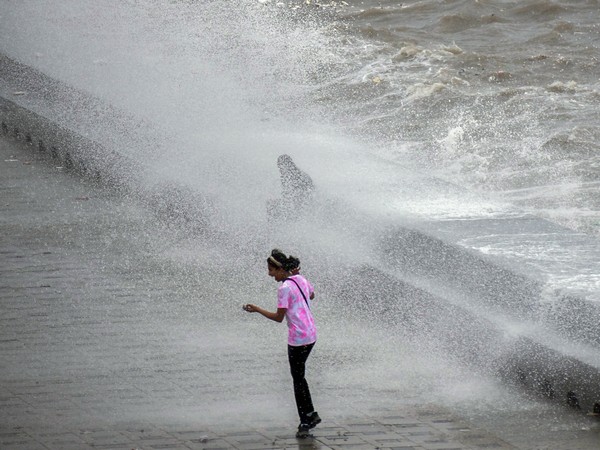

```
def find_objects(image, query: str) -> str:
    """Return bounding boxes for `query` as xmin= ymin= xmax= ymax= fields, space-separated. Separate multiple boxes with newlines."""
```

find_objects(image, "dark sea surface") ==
xmin=312 ymin=0 xmax=600 ymax=234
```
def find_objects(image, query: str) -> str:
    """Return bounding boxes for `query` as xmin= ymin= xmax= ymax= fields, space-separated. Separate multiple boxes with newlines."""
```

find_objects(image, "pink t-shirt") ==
xmin=277 ymin=275 xmax=316 ymax=346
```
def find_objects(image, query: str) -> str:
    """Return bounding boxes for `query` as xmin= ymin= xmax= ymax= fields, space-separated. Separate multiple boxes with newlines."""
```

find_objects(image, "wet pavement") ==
xmin=1 ymin=134 xmax=599 ymax=450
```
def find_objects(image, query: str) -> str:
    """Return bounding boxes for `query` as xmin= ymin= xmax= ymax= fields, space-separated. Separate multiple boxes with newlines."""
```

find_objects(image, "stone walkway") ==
xmin=1 ymin=134 xmax=599 ymax=450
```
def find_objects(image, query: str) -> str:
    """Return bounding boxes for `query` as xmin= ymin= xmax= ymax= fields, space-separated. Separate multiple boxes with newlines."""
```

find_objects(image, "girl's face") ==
xmin=268 ymin=264 xmax=288 ymax=282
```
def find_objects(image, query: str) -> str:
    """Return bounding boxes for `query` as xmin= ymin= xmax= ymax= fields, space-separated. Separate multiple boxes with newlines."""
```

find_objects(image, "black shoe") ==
xmin=307 ymin=411 xmax=321 ymax=429
xmin=296 ymin=423 xmax=310 ymax=439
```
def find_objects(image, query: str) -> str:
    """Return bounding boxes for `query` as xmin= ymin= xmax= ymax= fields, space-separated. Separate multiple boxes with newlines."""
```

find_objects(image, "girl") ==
xmin=243 ymin=249 xmax=321 ymax=438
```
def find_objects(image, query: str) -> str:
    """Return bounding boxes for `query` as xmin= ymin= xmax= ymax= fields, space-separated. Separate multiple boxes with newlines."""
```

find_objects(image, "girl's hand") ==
xmin=243 ymin=304 xmax=286 ymax=322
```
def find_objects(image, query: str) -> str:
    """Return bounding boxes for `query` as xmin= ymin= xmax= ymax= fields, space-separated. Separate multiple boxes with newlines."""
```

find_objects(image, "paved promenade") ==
xmin=1 ymin=134 xmax=599 ymax=450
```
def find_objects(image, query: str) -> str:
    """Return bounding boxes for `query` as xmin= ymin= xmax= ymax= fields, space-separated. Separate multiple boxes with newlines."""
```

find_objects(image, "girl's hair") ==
xmin=268 ymin=249 xmax=300 ymax=272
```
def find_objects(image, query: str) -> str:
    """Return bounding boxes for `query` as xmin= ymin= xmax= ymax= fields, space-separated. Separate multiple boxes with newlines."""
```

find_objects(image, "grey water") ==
xmin=1 ymin=0 xmax=600 ymax=444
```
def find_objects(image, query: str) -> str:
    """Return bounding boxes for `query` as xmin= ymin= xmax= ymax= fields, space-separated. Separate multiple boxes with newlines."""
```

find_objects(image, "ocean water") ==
xmin=1 ymin=0 xmax=598 ymax=233
xmin=333 ymin=0 xmax=600 ymax=236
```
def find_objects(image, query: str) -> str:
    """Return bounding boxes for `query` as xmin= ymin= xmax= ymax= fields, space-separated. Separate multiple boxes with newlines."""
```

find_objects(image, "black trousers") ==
xmin=287 ymin=342 xmax=315 ymax=423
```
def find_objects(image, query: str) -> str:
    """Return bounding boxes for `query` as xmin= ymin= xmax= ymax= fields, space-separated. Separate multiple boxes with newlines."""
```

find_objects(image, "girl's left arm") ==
xmin=244 ymin=304 xmax=287 ymax=323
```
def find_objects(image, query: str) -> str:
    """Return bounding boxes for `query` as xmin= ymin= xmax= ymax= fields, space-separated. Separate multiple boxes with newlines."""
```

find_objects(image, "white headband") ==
xmin=268 ymin=256 xmax=283 ymax=267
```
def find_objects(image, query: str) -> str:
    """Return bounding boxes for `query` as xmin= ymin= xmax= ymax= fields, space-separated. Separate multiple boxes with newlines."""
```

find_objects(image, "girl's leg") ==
xmin=287 ymin=343 xmax=315 ymax=423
